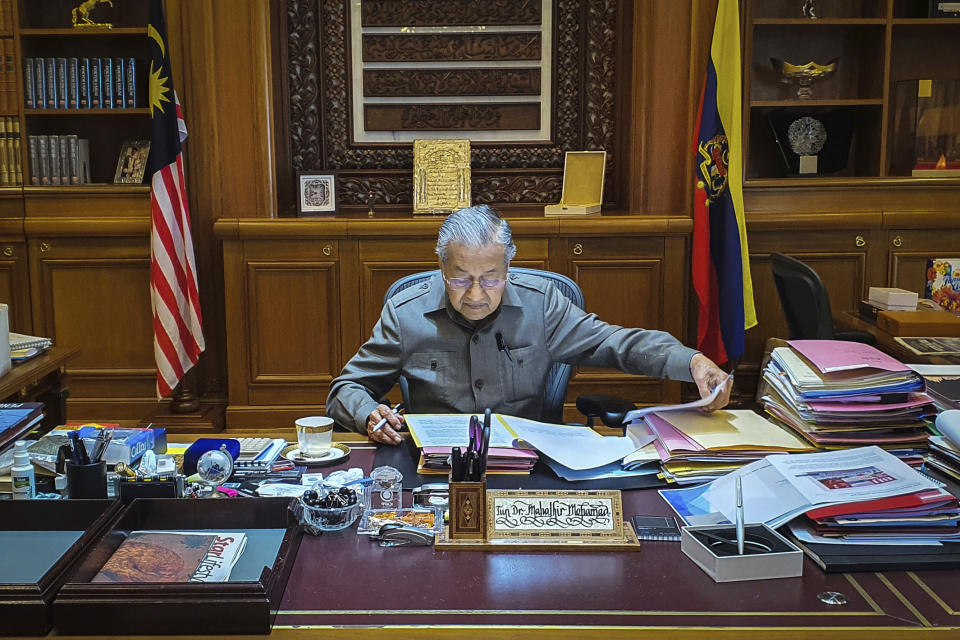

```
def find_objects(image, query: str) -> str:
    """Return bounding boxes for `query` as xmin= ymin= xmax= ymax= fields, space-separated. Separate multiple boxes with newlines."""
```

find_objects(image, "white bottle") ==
xmin=11 ymin=440 xmax=36 ymax=500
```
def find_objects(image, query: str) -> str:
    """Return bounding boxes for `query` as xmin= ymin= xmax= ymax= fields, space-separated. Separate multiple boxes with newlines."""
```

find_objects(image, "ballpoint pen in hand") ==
xmin=735 ymin=476 xmax=745 ymax=555
xmin=372 ymin=401 xmax=404 ymax=432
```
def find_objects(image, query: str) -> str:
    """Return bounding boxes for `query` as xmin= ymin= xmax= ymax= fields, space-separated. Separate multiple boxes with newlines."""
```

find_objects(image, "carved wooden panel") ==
xmin=364 ymin=104 xmax=541 ymax=131
xmin=246 ymin=261 xmax=340 ymax=381
xmin=361 ymin=33 xmax=542 ymax=62
xmin=283 ymin=0 xmax=624 ymax=206
xmin=360 ymin=0 xmax=542 ymax=27
xmin=363 ymin=68 xmax=541 ymax=97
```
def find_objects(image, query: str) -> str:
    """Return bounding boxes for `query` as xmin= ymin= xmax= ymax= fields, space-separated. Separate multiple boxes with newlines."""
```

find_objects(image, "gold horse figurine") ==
xmin=71 ymin=0 xmax=114 ymax=28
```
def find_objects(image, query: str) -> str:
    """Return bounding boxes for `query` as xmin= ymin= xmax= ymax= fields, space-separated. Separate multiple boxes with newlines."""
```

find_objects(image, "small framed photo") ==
xmin=297 ymin=171 xmax=338 ymax=216
xmin=113 ymin=140 xmax=150 ymax=184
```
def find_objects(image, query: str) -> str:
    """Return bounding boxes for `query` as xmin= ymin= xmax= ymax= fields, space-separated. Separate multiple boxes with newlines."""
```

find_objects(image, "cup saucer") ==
xmin=282 ymin=442 xmax=350 ymax=466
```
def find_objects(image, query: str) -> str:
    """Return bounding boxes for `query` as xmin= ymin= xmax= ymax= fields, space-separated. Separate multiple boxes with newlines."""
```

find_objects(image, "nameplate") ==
xmin=485 ymin=490 xmax=625 ymax=541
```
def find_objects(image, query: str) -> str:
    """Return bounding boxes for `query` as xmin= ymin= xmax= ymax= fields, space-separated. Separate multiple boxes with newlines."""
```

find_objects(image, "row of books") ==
xmin=24 ymin=57 xmax=137 ymax=110
xmin=0 ymin=40 xmax=15 ymax=113
xmin=0 ymin=116 xmax=21 ymax=186
xmin=27 ymin=134 xmax=91 ymax=186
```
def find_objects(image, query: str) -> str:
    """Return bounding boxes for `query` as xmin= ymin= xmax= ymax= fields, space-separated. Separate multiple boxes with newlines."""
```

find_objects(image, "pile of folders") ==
xmin=759 ymin=340 xmax=934 ymax=466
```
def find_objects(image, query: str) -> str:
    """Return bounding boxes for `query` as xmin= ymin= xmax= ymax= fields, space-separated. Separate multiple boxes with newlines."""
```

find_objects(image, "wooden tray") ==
xmin=52 ymin=497 xmax=303 ymax=635
xmin=0 ymin=499 xmax=120 ymax=636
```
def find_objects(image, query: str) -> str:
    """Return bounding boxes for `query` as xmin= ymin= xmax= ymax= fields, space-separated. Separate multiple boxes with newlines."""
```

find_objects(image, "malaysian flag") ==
xmin=147 ymin=0 xmax=204 ymax=397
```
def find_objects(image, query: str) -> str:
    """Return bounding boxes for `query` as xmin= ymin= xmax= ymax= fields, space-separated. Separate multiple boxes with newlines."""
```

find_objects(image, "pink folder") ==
xmin=788 ymin=339 xmax=909 ymax=374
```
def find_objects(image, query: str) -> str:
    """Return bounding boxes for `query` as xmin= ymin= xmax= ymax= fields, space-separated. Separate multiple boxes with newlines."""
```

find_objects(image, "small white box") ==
xmin=868 ymin=287 xmax=918 ymax=308
xmin=681 ymin=523 xmax=803 ymax=583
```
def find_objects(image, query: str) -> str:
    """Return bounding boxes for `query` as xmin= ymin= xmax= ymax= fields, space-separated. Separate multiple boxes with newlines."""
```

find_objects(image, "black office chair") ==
xmin=383 ymin=268 xmax=635 ymax=427
xmin=770 ymin=252 xmax=875 ymax=344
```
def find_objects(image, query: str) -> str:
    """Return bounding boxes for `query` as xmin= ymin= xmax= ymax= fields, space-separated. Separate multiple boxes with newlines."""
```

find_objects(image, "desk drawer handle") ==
xmin=40 ymin=242 xmax=51 ymax=253
xmin=573 ymin=243 xmax=583 ymax=256
xmin=2 ymin=246 xmax=13 ymax=257
xmin=322 ymin=245 xmax=332 ymax=256
xmin=854 ymin=235 xmax=865 ymax=248
xmin=892 ymin=235 xmax=903 ymax=248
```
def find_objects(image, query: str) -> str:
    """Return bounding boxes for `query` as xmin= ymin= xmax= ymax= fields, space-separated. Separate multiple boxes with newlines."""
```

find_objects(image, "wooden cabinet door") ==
xmin=0 ymin=239 xmax=31 ymax=333
xmin=886 ymin=229 xmax=960 ymax=296
xmin=28 ymin=235 xmax=155 ymax=419
xmin=558 ymin=235 xmax=684 ymax=410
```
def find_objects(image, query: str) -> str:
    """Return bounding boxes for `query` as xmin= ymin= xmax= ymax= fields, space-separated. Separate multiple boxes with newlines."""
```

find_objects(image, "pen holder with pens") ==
xmin=65 ymin=460 xmax=108 ymax=499
xmin=448 ymin=475 xmax=486 ymax=539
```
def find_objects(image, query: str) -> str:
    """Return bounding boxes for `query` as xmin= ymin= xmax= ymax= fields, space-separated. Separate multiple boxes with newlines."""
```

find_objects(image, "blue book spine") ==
xmin=23 ymin=58 xmax=35 ymax=109
xmin=33 ymin=58 xmax=45 ymax=110
xmin=44 ymin=57 xmax=56 ymax=109
xmin=90 ymin=58 xmax=101 ymax=109
xmin=102 ymin=58 xmax=113 ymax=109
xmin=78 ymin=58 xmax=90 ymax=108
xmin=67 ymin=58 xmax=79 ymax=108
xmin=125 ymin=58 xmax=136 ymax=108
xmin=55 ymin=58 xmax=67 ymax=109
xmin=112 ymin=57 xmax=123 ymax=108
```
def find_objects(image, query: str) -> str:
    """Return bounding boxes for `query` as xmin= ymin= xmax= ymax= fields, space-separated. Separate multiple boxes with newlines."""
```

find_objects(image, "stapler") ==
xmin=372 ymin=522 xmax=435 ymax=547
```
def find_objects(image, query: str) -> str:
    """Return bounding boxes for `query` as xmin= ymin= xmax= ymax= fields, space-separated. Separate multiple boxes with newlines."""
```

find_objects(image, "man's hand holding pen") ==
xmin=367 ymin=401 xmax=405 ymax=445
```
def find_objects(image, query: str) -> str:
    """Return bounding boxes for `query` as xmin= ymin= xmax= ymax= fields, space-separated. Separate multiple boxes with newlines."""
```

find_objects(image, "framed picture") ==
xmin=113 ymin=140 xmax=150 ymax=184
xmin=297 ymin=171 xmax=338 ymax=216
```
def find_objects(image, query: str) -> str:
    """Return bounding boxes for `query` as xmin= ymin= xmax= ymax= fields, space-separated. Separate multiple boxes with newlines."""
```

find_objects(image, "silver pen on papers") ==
xmin=735 ymin=476 xmax=745 ymax=555
xmin=372 ymin=401 xmax=404 ymax=433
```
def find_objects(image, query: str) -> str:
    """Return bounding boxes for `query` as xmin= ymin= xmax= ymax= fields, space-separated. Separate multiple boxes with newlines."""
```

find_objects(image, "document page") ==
xmin=768 ymin=445 xmax=935 ymax=506
xmin=500 ymin=415 xmax=654 ymax=470
xmin=623 ymin=372 xmax=733 ymax=422
xmin=404 ymin=414 xmax=515 ymax=449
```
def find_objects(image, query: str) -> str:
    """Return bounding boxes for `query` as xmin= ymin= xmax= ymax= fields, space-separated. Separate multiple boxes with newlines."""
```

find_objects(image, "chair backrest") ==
xmin=383 ymin=267 xmax=585 ymax=423
xmin=770 ymin=252 xmax=835 ymax=340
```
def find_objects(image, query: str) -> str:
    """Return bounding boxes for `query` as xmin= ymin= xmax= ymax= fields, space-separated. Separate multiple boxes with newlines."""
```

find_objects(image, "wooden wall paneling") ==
xmin=0 ymin=237 xmax=31 ymax=333
xmin=26 ymin=234 xmax=157 ymax=420
xmin=220 ymin=234 xmax=249 ymax=411
xmin=887 ymin=229 xmax=960 ymax=293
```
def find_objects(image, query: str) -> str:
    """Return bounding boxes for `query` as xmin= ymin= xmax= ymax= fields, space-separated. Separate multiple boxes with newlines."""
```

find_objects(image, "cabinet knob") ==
xmin=892 ymin=235 xmax=903 ymax=248
xmin=40 ymin=242 xmax=51 ymax=253
xmin=854 ymin=235 xmax=866 ymax=248
xmin=2 ymin=247 xmax=13 ymax=257
xmin=322 ymin=244 xmax=332 ymax=256
xmin=572 ymin=243 xmax=583 ymax=256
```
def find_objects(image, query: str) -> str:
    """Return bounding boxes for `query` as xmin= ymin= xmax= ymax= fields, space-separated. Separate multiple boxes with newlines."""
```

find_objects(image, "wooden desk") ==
xmin=0 ymin=346 xmax=79 ymax=430
xmin=836 ymin=311 xmax=960 ymax=365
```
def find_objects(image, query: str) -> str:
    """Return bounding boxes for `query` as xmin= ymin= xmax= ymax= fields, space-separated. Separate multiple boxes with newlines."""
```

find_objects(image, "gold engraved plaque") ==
xmin=413 ymin=139 xmax=471 ymax=214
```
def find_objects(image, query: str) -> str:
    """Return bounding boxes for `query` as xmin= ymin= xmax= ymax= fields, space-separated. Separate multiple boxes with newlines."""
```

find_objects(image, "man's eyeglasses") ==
xmin=443 ymin=275 xmax=507 ymax=291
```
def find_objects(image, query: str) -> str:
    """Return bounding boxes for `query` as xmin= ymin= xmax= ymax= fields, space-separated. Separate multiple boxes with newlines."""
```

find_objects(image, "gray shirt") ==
xmin=326 ymin=272 xmax=699 ymax=432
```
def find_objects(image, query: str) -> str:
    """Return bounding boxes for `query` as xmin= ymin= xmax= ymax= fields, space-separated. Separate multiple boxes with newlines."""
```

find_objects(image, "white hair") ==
xmin=435 ymin=205 xmax=517 ymax=265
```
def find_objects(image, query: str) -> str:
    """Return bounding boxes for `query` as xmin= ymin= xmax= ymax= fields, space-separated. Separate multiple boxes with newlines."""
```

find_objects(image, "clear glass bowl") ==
xmin=299 ymin=497 xmax=362 ymax=534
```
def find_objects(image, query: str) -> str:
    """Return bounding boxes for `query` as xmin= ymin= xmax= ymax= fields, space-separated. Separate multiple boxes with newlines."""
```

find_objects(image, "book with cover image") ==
xmin=93 ymin=531 xmax=247 ymax=583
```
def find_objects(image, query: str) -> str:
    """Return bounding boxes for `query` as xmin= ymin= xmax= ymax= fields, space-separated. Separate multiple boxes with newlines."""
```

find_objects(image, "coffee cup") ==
xmin=295 ymin=416 xmax=334 ymax=457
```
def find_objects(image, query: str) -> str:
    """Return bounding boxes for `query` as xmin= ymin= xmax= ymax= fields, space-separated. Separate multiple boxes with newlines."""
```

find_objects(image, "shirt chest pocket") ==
xmin=500 ymin=345 xmax=547 ymax=402
xmin=405 ymin=352 xmax=456 ymax=405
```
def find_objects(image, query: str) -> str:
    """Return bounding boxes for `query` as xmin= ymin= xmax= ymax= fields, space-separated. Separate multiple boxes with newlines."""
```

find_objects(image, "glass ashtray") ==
xmin=357 ymin=507 xmax=442 ymax=535
xmin=299 ymin=497 xmax=362 ymax=534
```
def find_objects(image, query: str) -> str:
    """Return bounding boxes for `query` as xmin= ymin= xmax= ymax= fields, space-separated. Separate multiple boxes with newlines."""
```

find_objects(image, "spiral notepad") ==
xmin=631 ymin=515 xmax=682 ymax=541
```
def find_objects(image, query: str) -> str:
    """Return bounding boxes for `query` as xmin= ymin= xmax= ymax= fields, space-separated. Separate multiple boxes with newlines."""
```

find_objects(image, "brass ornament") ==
xmin=412 ymin=139 xmax=471 ymax=214
xmin=71 ymin=0 xmax=114 ymax=28
xmin=770 ymin=57 xmax=839 ymax=99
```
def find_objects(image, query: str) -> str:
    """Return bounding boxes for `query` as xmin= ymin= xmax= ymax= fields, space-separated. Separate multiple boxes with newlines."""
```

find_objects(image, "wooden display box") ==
xmin=876 ymin=310 xmax=960 ymax=337
xmin=544 ymin=151 xmax=606 ymax=216
xmin=0 ymin=499 xmax=120 ymax=636
xmin=52 ymin=497 xmax=303 ymax=635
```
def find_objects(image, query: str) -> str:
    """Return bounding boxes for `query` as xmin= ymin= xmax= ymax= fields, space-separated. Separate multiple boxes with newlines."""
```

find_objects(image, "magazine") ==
xmin=92 ymin=531 xmax=247 ymax=583
xmin=894 ymin=336 xmax=960 ymax=356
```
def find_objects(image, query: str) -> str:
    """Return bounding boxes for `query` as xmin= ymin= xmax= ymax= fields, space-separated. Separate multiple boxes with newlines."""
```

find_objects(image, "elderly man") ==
xmin=327 ymin=205 xmax=731 ymax=445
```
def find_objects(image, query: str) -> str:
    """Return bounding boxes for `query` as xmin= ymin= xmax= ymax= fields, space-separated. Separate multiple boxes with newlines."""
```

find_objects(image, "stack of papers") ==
xmin=661 ymin=446 xmax=960 ymax=546
xmin=759 ymin=341 xmax=933 ymax=459
xmin=643 ymin=409 xmax=813 ymax=484
xmin=927 ymin=435 xmax=960 ymax=483
xmin=405 ymin=414 xmax=539 ymax=475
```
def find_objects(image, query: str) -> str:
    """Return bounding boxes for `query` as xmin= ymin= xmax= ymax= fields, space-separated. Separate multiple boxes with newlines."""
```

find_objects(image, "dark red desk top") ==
xmin=271 ymin=446 xmax=960 ymax=637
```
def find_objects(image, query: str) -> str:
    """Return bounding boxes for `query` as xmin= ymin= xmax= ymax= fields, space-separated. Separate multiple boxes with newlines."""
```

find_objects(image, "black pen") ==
xmin=495 ymin=332 xmax=513 ymax=361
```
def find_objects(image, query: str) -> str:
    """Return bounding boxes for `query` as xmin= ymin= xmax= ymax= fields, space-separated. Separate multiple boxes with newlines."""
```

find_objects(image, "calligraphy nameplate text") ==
xmin=485 ymin=490 xmax=625 ymax=541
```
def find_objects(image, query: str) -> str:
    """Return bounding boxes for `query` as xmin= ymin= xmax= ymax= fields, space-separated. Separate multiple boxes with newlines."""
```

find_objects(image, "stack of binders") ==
xmin=758 ymin=340 xmax=935 ymax=466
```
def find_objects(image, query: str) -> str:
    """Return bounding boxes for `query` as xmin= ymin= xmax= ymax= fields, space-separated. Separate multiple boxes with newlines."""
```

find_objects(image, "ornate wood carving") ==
xmin=365 ymin=103 xmax=540 ymax=131
xmin=284 ymin=0 xmax=623 ymax=206
xmin=360 ymin=0 xmax=542 ymax=27
xmin=361 ymin=33 xmax=542 ymax=62
xmin=363 ymin=68 xmax=541 ymax=97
